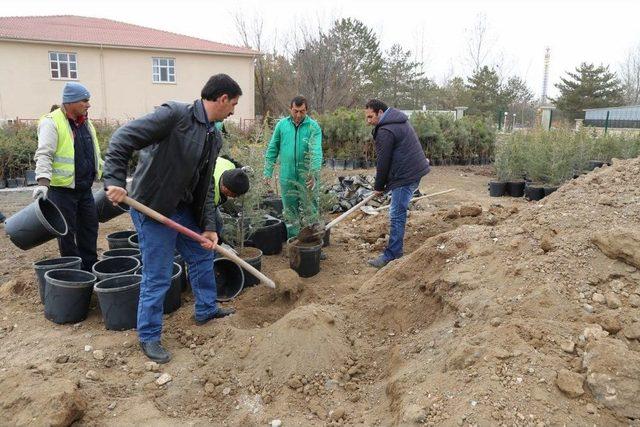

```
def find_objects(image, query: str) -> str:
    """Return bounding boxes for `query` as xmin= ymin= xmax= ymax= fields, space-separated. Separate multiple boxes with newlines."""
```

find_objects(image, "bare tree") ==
xmin=620 ymin=43 xmax=640 ymax=104
xmin=465 ymin=14 xmax=493 ymax=72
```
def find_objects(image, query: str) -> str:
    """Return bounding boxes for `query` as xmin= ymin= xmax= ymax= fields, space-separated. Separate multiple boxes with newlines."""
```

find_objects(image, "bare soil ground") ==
xmin=1 ymin=164 xmax=640 ymax=426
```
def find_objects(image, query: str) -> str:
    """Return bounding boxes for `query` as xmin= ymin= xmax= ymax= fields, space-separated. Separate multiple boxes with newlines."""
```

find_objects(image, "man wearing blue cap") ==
xmin=33 ymin=82 xmax=103 ymax=271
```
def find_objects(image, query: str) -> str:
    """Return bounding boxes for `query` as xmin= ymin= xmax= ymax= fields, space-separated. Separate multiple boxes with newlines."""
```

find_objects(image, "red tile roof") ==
xmin=0 ymin=15 xmax=258 ymax=56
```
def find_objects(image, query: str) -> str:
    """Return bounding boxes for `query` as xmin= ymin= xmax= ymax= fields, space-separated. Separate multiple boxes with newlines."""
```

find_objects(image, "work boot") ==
xmin=195 ymin=307 xmax=236 ymax=326
xmin=367 ymin=255 xmax=390 ymax=269
xmin=140 ymin=341 xmax=171 ymax=364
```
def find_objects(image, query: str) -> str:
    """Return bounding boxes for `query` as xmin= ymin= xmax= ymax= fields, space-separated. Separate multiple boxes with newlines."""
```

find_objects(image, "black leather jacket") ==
xmin=103 ymin=100 xmax=221 ymax=231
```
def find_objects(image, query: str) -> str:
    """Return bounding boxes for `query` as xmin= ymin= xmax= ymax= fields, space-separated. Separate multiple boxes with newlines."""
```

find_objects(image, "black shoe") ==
xmin=195 ymin=307 xmax=236 ymax=326
xmin=140 ymin=341 xmax=171 ymax=364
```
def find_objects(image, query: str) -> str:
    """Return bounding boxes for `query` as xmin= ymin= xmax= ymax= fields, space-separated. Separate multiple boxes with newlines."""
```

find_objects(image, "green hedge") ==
xmin=0 ymin=122 xmax=118 ymax=179
xmin=495 ymin=129 xmax=640 ymax=184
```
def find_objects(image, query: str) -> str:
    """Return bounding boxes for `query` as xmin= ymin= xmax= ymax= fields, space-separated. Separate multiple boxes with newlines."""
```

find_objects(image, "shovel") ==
xmin=298 ymin=192 xmax=377 ymax=243
xmin=122 ymin=196 xmax=276 ymax=289
xmin=360 ymin=189 xmax=456 ymax=216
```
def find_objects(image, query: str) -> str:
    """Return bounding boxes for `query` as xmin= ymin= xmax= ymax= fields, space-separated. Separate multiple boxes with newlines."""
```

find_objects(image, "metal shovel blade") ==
xmin=360 ymin=205 xmax=379 ymax=216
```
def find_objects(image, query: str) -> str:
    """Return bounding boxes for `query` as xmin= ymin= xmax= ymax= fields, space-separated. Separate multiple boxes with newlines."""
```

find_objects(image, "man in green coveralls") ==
xmin=263 ymin=96 xmax=322 ymax=238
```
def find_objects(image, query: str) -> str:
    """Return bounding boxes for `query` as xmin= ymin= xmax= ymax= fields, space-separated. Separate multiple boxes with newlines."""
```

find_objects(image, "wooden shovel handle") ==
xmin=325 ymin=192 xmax=376 ymax=230
xmin=123 ymin=196 xmax=275 ymax=289
xmin=374 ymin=189 xmax=455 ymax=211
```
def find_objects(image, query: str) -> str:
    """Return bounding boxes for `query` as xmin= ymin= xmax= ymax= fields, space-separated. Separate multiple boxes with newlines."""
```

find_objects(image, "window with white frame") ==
xmin=152 ymin=57 xmax=176 ymax=83
xmin=49 ymin=52 xmax=78 ymax=80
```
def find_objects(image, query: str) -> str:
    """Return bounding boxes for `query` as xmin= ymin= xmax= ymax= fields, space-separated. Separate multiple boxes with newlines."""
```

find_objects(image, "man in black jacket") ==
xmin=365 ymin=99 xmax=430 ymax=268
xmin=103 ymin=74 xmax=242 ymax=363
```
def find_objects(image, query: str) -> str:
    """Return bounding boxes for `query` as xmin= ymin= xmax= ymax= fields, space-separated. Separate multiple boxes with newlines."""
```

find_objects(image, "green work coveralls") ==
xmin=264 ymin=115 xmax=323 ymax=237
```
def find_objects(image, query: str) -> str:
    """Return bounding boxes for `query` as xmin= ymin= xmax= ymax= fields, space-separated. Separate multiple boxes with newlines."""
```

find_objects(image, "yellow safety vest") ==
xmin=214 ymin=157 xmax=237 ymax=206
xmin=40 ymin=108 xmax=103 ymax=187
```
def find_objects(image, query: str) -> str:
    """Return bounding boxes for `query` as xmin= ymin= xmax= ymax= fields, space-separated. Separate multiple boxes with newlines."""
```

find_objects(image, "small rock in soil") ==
xmin=560 ymin=341 xmax=575 ymax=354
xmin=271 ymin=420 xmax=282 ymax=427
xmin=93 ymin=350 xmax=105 ymax=360
xmin=145 ymin=361 xmax=160 ymax=372
xmin=56 ymin=354 xmax=70 ymax=364
xmin=605 ymin=293 xmax=621 ymax=309
xmin=555 ymin=369 xmax=585 ymax=398
xmin=156 ymin=373 xmax=172 ymax=386
xmin=85 ymin=370 xmax=100 ymax=381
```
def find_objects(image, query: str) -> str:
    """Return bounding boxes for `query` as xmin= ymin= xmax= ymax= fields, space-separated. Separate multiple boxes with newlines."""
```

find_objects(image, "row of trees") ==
xmin=235 ymin=16 xmax=536 ymax=122
xmin=237 ymin=14 xmax=640 ymax=126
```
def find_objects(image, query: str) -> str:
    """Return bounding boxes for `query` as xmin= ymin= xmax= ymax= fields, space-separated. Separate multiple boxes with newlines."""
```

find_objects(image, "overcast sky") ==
xmin=3 ymin=0 xmax=640 ymax=99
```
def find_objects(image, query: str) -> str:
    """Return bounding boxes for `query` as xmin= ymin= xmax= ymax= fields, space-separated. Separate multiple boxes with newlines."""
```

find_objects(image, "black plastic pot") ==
xmin=587 ymin=160 xmax=606 ymax=171
xmin=506 ymin=181 xmax=525 ymax=197
xmin=0 ymin=178 xmax=6 ymax=189
xmin=94 ymin=274 xmax=141 ymax=330
xmin=214 ymin=258 xmax=244 ymax=301
xmin=106 ymin=230 xmax=136 ymax=250
xmin=34 ymin=256 xmax=82 ymax=304
xmin=288 ymin=237 xmax=322 ymax=278
xmin=174 ymin=254 xmax=189 ymax=292
xmin=44 ymin=269 xmax=97 ymax=324
xmin=344 ymin=159 xmax=355 ymax=170
xmin=94 ymin=189 xmax=130 ymax=223
xmin=137 ymin=263 xmax=182 ymax=314
xmin=5 ymin=197 xmax=68 ymax=250
xmin=488 ymin=181 xmax=507 ymax=197
xmin=25 ymin=170 xmax=37 ymax=186
xmin=524 ymin=184 xmax=545 ymax=201
xmin=322 ymin=227 xmax=331 ymax=248
xmin=543 ymin=186 xmax=558 ymax=196
xmin=101 ymin=248 xmax=141 ymax=262
xmin=334 ymin=159 xmax=346 ymax=170
xmin=164 ymin=263 xmax=182 ymax=314
xmin=237 ymin=247 xmax=262 ymax=287
xmin=326 ymin=158 xmax=335 ymax=169
xmin=92 ymin=256 xmax=140 ymax=281
xmin=6 ymin=178 xmax=17 ymax=188
xmin=247 ymin=218 xmax=283 ymax=255
xmin=128 ymin=233 xmax=139 ymax=248
xmin=261 ymin=195 xmax=284 ymax=218
xmin=15 ymin=177 xmax=26 ymax=187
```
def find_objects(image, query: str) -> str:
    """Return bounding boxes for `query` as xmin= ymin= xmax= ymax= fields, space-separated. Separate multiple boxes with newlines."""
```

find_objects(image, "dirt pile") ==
xmin=1 ymin=163 xmax=639 ymax=425
xmin=338 ymin=158 xmax=640 ymax=425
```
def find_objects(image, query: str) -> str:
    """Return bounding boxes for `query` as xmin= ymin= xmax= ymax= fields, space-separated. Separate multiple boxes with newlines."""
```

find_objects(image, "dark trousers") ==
xmin=47 ymin=187 xmax=98 ymax=271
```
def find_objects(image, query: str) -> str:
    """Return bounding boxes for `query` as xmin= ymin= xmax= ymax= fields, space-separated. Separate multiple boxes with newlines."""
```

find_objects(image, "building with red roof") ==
xmin=0 ymin=15 xmax=258 ymax=122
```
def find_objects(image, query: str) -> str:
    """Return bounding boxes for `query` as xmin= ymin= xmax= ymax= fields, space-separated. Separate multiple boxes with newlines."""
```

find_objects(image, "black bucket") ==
xmin=506 ymin=181 xmax=525 ymax=197
xmin=94 ymin=189 xmax=130 ymax=223
xmin=33 ymin=256 xmax=82 ymax=304
xmin=101 ymin=248 xmax=141 ymax=262
xmin=106 ymin=230 xmax=136 ymax=250
xmin=137 ymin=262 xmax=183 ymax=313
xmin=524 ymin=185 xmax=545 ymax=201
xmin=488 ymin=181 xmax=507 ymax=197
xmin=174 ymin=253 xmax=189 ymax=292
xmin=5 ymin=197 xmax=68 ymax=250
xmin=128 ymin=233 xmax=139 ymax=248
xmin=165 ymin=263 xmax=182 ymax=314
xmin=543 ymin=186 xmax=558 ymax=196
xmin=247 ymin=218 xmax=283 ymax=255
xmin=238 ymin=247 xmax=262 ymax=287
xmin=94 ymin=274 xmax=141 ymax=331
xmin=322 ymin=228 xmax=331 ymax=248
xmin=288 ymin=237 xmax=322 ymax=278
xmin=214 ymin=258 xmax=244 ymax=301
xmin=44 ymin=269 xmax=96 ymax=324
xmin=92 ymin=256 xmax=140 ymax=282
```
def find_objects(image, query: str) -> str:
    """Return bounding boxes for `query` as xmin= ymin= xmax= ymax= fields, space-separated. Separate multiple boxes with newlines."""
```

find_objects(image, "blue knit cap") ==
xmin=62 ymin=82 xmax=90 ymax=104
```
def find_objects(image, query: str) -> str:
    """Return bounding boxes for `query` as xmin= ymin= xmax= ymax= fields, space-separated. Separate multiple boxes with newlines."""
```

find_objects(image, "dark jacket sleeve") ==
xmin=202 ymin=131 xmax=223 ymax=232
xmin=374 ymin=128 xmax=395 ymax=191
xmin=103 ymin=104 xmax=177 ymax=189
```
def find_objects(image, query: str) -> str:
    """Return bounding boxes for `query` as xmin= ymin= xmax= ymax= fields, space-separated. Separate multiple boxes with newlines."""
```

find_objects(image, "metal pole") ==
xmin=604 ymin=110 xmax=610 ymax=135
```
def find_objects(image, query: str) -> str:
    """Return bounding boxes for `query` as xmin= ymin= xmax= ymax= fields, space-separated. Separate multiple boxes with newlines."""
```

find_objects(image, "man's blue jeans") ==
xmin=131 ymin=205 xmax=218 ymax=343
xmin=383 ymin=180 xmax=420 ymax=261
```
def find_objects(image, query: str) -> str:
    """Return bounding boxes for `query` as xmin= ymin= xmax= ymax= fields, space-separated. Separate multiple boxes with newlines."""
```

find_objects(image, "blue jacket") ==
xmin=372 ymin=108 xmax=430 ymax=191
